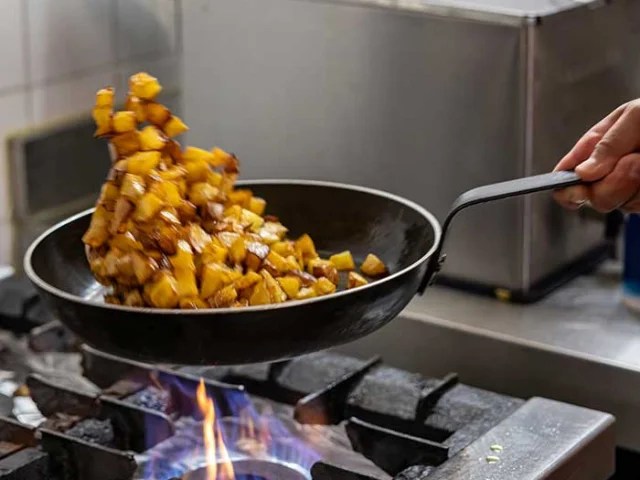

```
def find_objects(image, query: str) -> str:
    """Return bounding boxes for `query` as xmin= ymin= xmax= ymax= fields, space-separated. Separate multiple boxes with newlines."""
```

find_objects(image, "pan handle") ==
xmin=417 ymin=170 xmax=586 ymax=294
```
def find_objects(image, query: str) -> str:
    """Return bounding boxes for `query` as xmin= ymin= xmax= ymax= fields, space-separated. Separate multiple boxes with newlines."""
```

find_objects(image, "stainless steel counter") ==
xmin=337 ymin=261 xmax=640 ymax=451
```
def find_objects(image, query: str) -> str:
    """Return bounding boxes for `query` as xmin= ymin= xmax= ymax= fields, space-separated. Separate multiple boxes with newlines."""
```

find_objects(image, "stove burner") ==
xmin=183 ymin=459 xmax=308 ymax=480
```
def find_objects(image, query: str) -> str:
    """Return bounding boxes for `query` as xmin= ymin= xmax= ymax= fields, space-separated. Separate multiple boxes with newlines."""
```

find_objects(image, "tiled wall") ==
xmin=0 ymin=0 xmax=182 ymax=267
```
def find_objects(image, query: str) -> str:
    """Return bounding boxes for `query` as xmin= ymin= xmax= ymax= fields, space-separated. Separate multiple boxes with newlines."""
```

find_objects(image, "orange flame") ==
xmin=196 ymin=379 xmax=235 ymax=480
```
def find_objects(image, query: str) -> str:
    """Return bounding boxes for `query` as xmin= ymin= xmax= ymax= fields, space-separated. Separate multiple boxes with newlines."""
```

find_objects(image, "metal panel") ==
xmin=183 ymin=0 xmax=526 ymax=287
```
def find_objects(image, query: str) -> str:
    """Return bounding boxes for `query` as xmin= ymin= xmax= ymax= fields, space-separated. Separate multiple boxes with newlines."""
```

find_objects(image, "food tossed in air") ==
xmin=82 ymin=73 xmax=388 ymax=309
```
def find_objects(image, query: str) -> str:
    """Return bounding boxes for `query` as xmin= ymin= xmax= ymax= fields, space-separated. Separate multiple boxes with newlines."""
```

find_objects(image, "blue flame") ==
xmin=138 ymin=383 xmax=320 ymax=480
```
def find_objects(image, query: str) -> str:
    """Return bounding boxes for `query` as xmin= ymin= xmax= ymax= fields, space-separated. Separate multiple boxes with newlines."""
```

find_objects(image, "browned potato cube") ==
xmin=261 ymin=270 xmax=287 ymax=303
xmin=265 ymin=251 xmax=291 ymax=276
xmin=229 ymin=237 xmax=247 ymax=264
xmin=113 ymin=111 xmax=137 ymax=133
xmin=235 ymin=271 xmax=261 ymax=290
xmin=170 ymin=240 xmax=196 ymax=271
xmin=125 ymin=94 xmax=146 ymax=122
xmin=129 ymin=72 xmax=162 ymax=100
xmin=95 ymin=87 xmax=114 ymax=108
xmin=347 ymin=271 xmax=369 ymax=289
xmin=110 ymin=232 xmax=143 ymax=252
xmin=296 ymin=287 xmax=317 ymax=300
xmin=248 ymin=196 xmax=266 ymax=216
xmin=207 ymin=170 xmax=223 ymax=187
xmin=112 ymin=131 xmax=141 ymax=157
xmin=249 ymin=280 xmax=271 ymax=306
xmin=313 ymin=277 xmax=337 ymax=296
xmin=149 ymin=180 xmax=182 ymax=208
xmin=180 ymin=297 xmax=208 ymax=309
xmin=98 ymin=182 xmax=120 ymax=208
xmin=131 ymin=252 xmax=157 ymax=284
xmin=133 ymin=193 xmax=164 ymax=222
xmin=330 ymin=251 xmax=355 ymax=271
xmin=228 ymin=189 xmax=252 ymax=208
xmin=158 ymin=166 xmax=186 ymax=181
xmin=201 ymin=242 xmax=228 ymax=264
xmin=188 ymin=224 xmax=212 ymax=253
xmin=120 ymin=173 xmax=146 ymax=202
xmin=175 ymin=268 xmax=199 ymax=298
xmin=277 ymin=276 xmax=301 ymax=299
xmin=295 ymin=234 xmax=318 ymax=261
xmin=210 ymin=147 xmax=233 ymax=168
xmin=245 ymin=241 xmax=270 ymax=272
xmin=144 ymin=272 xmax=179 ymax=308
xmin=145 ymin=102 xmax=170 ymax=126
xmin=201 ymin=264 xmax=241 ymax=299
xmin=184 ymin=159 xmax=210 ymax=183
xmin=360 ymin=254 xmax=387 ymax=277
xmin=308 ymin=259 xmax=339 ymax=285
xmin=127 ymin=151 xmax=161 ymax=176
xmin=124 ymin=289 xmax=144 ymax=307
xmin=184 ymin=146 xmax=215 ymax=164
xmin=189 ymin=182 xmax=219 ymax=207
xmin=92 ymin=107 xmax=112 ymax=137
xmin=163 ymin=116 xmax=189 ymax=138
xmin=82 ymin=206 xmax=111 ymax=247
xmin=110 ymin=197 xmax=134 ymax=234
xmin=139 ymin=125 xmax=167 ymax=151
xmin=212 ymin=285 xmax=238 ymax=308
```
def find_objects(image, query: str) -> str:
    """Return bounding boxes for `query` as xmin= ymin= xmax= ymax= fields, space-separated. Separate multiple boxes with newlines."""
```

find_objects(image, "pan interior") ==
xmin=28 ymin=182 xmax=437 ymax=303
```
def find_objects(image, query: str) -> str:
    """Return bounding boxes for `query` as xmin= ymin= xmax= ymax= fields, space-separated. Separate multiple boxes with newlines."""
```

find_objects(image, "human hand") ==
xmin=553 ymin=100 xmax=640 ymax=213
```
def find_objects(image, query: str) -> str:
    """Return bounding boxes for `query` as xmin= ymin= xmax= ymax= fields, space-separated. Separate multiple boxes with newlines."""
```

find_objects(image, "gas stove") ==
xmin=0 ymin=276 xmax=616 ymax=479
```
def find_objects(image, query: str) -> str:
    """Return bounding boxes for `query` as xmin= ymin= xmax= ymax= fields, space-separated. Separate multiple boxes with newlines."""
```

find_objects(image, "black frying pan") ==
xmin=24 ymin=171 xmax=582 ymax=365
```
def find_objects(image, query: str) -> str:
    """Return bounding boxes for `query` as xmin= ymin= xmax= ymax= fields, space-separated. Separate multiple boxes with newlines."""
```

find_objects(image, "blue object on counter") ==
xmin=623 ymin=213 xmax=640 ymax=310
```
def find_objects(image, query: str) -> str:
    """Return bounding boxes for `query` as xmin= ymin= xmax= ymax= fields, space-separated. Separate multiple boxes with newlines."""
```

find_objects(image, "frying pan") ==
xmin=24 ymin=171 xmax=583 ymax=365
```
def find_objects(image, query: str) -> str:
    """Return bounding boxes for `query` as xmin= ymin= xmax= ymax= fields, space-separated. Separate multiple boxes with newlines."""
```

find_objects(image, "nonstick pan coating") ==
xmin=25 ymin=180 xmax=440 ymax=365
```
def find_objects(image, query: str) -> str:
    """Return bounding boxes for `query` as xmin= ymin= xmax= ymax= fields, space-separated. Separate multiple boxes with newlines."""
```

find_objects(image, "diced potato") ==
xmin=201 ymin=264 xmax=241 ymax=299
xmin=207 ymin=170 xmax=223 ymax=187
xmin=189 ymin=182 xmax=219 ymax=207
xmin=210 ymin=147 xmax=233 ymax=168
xmin=99 ymin=182 xmax=120 ymax=207
xmin=124 ymin=290 xmax=144 ymax=307
xmin=131 ymin=251 xmax=157 ymax=284
xmin=330 ymin=251 xmax=355 ymax=271
xmin=249 ymin=280 xmax=271 ymax=306
xmin=120 ymin=173 xmax=146 ymax=202
xmin=158 ymin=166 xmax=186 ymax=182
xmin=184 ymin=160 xmax=210 ymax=183
xmin=125 ymin=94 xmax=146 ymax=123
xmin=133 ymin=193 xmax=164 ymax=222
xmin=217 ymin=231 xmax=241 ymax=248
xmin=308 ymin=259 xmax=339 ymax=285
xmin=265 ymin=251 xmax=291 ymax=276
xmin=261 ymin=270 xmax=287 ymax=303
xmin=163 ymin=115 xmax=189 ymax=138
xmin=201 ymin=242 xmax=228 ymax=264
xmin=313 ymin=277 xmax=337 ymax=296
xmin=289 ymin=269 xmax=317 ymax=287
xmin=229 ymin=237 xmax=247 ymax=264
xmin=113 ymin=111 xmax=137 ymax=133
xmin=347 ymin=271 xmax=369 ymax=289
xmin=144 ymin=272 xmax=179 ymax=308
xmin=248 ymin=197 xmax=266 ymax=216
xmin=175 ymin=268 xmax=199 ymax=298
xmin=127 ymin=151 xmax=161 ymax=176
xmin=145 ymin=102 xmax=170 ymax=126
xmin=271 ymin=241 xmax=295 ymax=258
xmin=297 ymin=287 xmax=317 ymax=300
xmin=170 ymin=240 xmax=195 ymax=271
xmin=228 ymin=189 xmax=252 ymax=208
xmin=184 ymin=146 xmax=215 ymax=164
xmin=82 ymin=206 xmax=111 ymax=247
xmin=95 ymin=87 xmax=114 ymax=108
xmin=188 ymin=224 xmax=212 ymax=253
xmin=150 ymin=180 xmax=182 ymax=208
xmin=295 ymin=234 xmax=318 ymax=260
xmin=92 ymin=107 xmax=112 ymax=137
xmin=112 ymin=132 xmax=141 ymax=157
xmin=110 ymin=198 xmax=134 ymax=234
xmin=139 ymin=125 xmax=167 ymax=151
xmin=129 ymin=72 xmax=162 ymax=100
xmin=259 ymin=222 xmax=288 ymax=245
xmin=245 ymin=241 xmax=270 ymax=272
xmin=110 ymin=232 xmax=143 ymax=252
xmin=277 ymin=277 xmax=301 ymax=299
xmin=360 ymin=254 xmax=387 ymax=277
xmin=180 ymin=297 xmax=208 ymax=309
xmin=156 ymin=225 xmax=180 ymax=255
xmin=235 ymin=271 xmax=261 ymax=290
xmin=159 ymin=208 xmax=181 ymax=225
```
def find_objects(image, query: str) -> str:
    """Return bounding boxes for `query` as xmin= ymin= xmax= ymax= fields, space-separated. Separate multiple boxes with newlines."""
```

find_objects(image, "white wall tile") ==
xmin=116 ymin=0 xmax=177 ymax=62
xmin=0 ymin=91 xmax=31 ymax=222
xmin=28 ymin=0 xmax=116 ymax=83
xmin=0 ymin=0 xmax=27 ymax=90
xmin=32 ymin=70 xmax=117 ymax=123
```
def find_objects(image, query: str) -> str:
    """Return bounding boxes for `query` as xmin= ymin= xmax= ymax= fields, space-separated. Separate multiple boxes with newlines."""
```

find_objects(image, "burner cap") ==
xmin=185 ymin=459 xmax=308 ymax=480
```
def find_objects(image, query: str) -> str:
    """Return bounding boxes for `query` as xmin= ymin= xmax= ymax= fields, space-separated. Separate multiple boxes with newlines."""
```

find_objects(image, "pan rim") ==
xmin=24 ymin=179 xmax=442 ymax=315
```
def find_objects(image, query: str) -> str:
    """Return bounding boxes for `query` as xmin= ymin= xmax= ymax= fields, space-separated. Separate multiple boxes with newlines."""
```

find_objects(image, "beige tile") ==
xmin=32 ymin=69 xmax=117 ymax=123
xmin=0 ymin=0 xmax=27 ymax=90
xmin=116 ymin=0 xmax=177 ymax=62
xmin=0 ymin=91 xmax=31 ymax=222
xmin=0 ymin=221 xmax=13 ymax=268
xmin=27 ymin=0 xmax=116 ymax=83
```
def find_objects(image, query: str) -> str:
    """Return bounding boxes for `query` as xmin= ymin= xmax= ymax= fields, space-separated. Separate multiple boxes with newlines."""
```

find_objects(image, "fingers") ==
xmin=554 ymin=102 xmax=628 ymax=172
xmin=588 ymin=153 xmax=640 ymax=212
xmin=575 ymin=101 xmax=640 ymax=181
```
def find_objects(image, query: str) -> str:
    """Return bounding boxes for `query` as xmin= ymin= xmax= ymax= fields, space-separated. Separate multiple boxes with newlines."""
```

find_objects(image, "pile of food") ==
xmin=82 ymin=73 xmax=388 ymax=309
